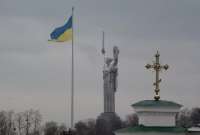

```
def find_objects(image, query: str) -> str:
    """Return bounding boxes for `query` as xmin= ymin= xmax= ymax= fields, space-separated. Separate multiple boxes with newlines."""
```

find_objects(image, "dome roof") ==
xmin=132 ymin=100 xmax=182 ymax=108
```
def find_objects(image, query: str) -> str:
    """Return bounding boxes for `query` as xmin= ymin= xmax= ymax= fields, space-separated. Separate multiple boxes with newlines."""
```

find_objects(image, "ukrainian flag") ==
xmin=50 ymin=16 xmax=72 ymax=42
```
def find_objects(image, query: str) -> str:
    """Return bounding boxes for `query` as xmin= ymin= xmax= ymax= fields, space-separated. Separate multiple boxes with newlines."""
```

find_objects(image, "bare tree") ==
xmin=0 ymin=111 xmax=17 ymax=135
xmin=177 ymin=108 xmax=192 ymax=128
xmin=0 ymin=109 xmax=42 ymax=135
xmin=23 ymin=109 xmax=38 ymax=135
xmin=24 ymin=110 xmax=31 ymax=135
xmin=0 ymin=111 xmax=8 ymax=135
xmin=7 ymin=110 xmax=15 ymax=135
xmin=15 ymin=112 xmax=25 ymax=135
xmin=32 ymin=110 xmax=42 ymax=135
xmin=191 ymin=107 xmax=200 ymax=126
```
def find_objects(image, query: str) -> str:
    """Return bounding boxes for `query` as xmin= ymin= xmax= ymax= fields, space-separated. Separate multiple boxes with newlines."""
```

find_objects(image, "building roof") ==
xmin=132 ymin=100 xmax=182 ymax=108
xmin=116 ymin=126 xmax=186 ymax=133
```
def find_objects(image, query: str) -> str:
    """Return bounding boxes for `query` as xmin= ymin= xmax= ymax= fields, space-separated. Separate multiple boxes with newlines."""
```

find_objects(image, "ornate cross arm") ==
xmin=145 ymin=51 xmax=169 ymax=101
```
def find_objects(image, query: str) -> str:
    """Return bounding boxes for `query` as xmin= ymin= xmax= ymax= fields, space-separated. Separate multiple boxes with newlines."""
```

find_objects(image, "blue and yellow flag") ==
xmin=50 ymin=16 xmax=72 ymax=42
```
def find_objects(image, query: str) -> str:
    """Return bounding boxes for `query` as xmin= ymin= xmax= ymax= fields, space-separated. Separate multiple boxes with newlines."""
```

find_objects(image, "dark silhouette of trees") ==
xmin=176 ymin=108 xmax=193 ymax=128
xmin=0 ymin=111 xmax=16 ymax=135
xmin=15 ymin=112 xmax=24 ymax=135
xmin=75 ymin=121 xmax=88 ymax=135
xmin=191 ymin=107 xmax=200 ymax=126
xmin=0 ymin=109 xmax=42 ymax=135
xmin=44 ymin=121 xmax=58 ymax=135
xmin=23 ymin=109 xmax=42 ymax=135
xmin=75 ymin=119 xmax=96 ymax=135
xmin=0 ymin=111 xmax=9 ymax=135
xmin=125 ymin=113 xmax=138 ymax=127
xmin=32 ymin=110 xmax=42 ymax=135
xmin=43 ymin=122 xmax=72 ymax=135
xmin=1 ymin=107 xmax=200 ymax=135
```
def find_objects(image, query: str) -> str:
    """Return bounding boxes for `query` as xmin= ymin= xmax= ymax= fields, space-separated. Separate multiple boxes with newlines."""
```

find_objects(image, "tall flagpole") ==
xmin=71 ymin=7 xmax=74 ymax=129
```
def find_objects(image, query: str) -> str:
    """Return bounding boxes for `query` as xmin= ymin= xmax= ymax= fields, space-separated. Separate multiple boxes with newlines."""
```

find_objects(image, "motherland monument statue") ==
xmin=103 ymin=46 xmax=119 ymax=113
xmin=96 ymin=32 xmax=121 ymax=135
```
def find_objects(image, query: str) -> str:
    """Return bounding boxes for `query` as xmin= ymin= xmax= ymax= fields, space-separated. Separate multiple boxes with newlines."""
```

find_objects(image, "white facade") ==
xmin=115 ymin=100 xmax=184 ymax=135
xmin=135 ymin=107 xmax=180 ymax=127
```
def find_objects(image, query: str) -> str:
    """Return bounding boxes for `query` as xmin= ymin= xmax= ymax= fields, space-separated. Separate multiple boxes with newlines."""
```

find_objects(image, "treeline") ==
xmin=176 ymin=107 xmax=200 ymax=128
xmin=0 ymin=109 xmax=42 ymax=135
xmin=0 ymin=109 xmax=70 ymax=135
xmin=0 ymin=107 xmax=200 ymax=135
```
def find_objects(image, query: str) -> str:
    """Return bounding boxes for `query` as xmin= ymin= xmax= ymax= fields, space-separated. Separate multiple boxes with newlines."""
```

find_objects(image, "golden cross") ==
xmin=145 ymin=51 xmax=169 ymax=101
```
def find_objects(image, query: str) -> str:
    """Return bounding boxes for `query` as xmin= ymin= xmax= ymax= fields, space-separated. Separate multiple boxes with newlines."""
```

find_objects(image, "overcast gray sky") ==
xmin=0 ymin=0 xmax=200 ymax=126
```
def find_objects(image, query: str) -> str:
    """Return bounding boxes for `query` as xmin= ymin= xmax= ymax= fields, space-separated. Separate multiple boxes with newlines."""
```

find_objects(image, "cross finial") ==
xmin=145 ymin=51 xmax=169 ymax=101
